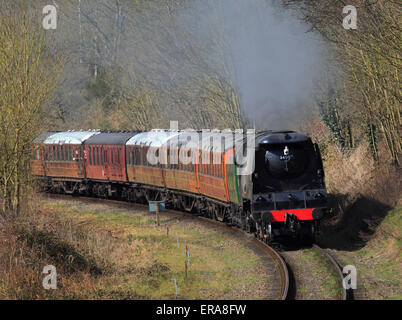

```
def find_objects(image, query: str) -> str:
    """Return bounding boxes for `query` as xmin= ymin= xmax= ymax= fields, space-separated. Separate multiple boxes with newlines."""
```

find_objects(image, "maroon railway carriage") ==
xmin=32 ymin=129 xmax=328 ymax=243
xmin=83 ymin=132 xmax=136 ymax=183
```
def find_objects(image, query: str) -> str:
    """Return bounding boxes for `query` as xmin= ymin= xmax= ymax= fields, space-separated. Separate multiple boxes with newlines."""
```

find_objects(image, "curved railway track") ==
xmin=279 ymin=243 xmax=347 ymax=300
xmin=196 ymin=215 xmax=289 ymax=300
xmin=43 ymin=193 xmax=349 ymax=300
xmin=43 ymin=193 xmax=289 ymax=300
xmin=311 ymin=244 xmax=347 ymax=300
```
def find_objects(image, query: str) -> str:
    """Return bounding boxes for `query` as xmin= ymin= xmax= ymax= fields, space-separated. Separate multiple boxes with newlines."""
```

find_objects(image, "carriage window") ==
xmin=147 ymin=149 xmax=151 ymax=166
xmin=166 ymin=151 xmax=170 ymax=169
xmin=147 ymin=149 xmax=151 ymax=167
xmin=134 ymin=148 xmax=139 ymax=165
xmin=211 ymin=153 xmax=214 ymax=176
xmin=142 ymin=148 xmax=146 ymax=166
xmin=89 ymin=148 xmax=92 ymax=165
xmin=189 ymin=157 xmax=193 ymax=172
xmin=104 ymin=150 xmax=107 ymax=164
xmin=170 ymin=149 xmax=174 ymax=169
xmin=191 ymin=151 xmax=195 ymax=172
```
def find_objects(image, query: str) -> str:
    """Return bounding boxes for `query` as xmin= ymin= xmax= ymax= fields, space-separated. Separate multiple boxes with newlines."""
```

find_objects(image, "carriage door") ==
xmin=77 ymin=145 xmax=85 ymax=177
xmin=104 ymin=147 xmax=111 ymax=181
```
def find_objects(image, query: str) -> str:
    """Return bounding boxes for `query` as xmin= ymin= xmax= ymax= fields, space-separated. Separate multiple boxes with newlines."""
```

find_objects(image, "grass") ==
xmin=329 ymin=206 xmax=401 ymax=300
xmin=0 ymin=197 xmax=271 ymax=300
xmin=294 ymin=248 xmax=341 ymax=299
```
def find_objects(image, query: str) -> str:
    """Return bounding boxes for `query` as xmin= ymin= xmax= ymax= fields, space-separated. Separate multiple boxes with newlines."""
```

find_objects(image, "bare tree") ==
xmin=0 ymin=2 xmax=65 ymax=216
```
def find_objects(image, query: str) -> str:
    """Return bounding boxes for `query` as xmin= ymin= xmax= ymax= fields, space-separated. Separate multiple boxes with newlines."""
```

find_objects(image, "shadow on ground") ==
xmin=317 ymin=193 xmax=393 ymax=251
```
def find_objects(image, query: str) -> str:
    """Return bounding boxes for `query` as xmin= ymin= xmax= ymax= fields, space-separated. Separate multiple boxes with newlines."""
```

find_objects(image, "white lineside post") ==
xmin=156 ymin=202 xmax=160 ymax=226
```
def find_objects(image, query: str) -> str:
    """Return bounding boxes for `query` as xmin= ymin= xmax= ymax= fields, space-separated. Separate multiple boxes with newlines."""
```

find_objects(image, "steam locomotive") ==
xmin=31 ymin=129 xmax=327 ymax=243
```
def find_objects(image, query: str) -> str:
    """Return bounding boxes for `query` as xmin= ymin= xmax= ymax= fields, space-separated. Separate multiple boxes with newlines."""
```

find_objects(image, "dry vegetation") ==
xmin=0 ymin=2 xmax=64 ymax=216
xmin=290 ymin=2 xmax=401 ymax=296
xmin=0 ymin=196 xmax=273 ymax=299
xmin=0 ymin=0 xmax=400 ymax=299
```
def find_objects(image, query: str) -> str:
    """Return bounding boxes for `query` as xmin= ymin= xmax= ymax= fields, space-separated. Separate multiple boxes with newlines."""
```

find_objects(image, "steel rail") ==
xmin=312 ymin=244 xmax=347 ymax=300
xmin=43 ymin=193 xmax=289 ymax=300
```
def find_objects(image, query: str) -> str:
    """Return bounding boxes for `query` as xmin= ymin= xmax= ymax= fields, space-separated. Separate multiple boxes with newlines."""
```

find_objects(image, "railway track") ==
xmin=279 ymin=243 xmax=347 ymax=300
xmin=43 ymin=193 xmax=289 ymax=300
xmin=311 ymin=244 xmax=347 ymax=300
xmin=43 ymin=193 xmax=349 ymax=300
xmin=196 ymin=215 xmax=289 ymax=300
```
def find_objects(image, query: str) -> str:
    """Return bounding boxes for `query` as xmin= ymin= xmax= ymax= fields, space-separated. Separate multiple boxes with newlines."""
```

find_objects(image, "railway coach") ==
xmin=32 ymin=129 xmax=328 ymax=243
xmin=31 ymin=130 xmax=100 ymax=193
xmin=83 ymin=131 xmax=136 ymax=198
